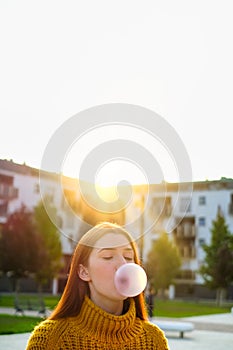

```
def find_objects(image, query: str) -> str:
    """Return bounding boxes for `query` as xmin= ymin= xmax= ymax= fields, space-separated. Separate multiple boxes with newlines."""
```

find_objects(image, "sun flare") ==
xmin=95 ymin=184 xmax=119 ymax=203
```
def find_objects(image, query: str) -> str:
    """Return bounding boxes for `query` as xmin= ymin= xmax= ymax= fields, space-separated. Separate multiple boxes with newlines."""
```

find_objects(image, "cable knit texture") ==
xmin=26 ymin=296 xmax=169 ymax=349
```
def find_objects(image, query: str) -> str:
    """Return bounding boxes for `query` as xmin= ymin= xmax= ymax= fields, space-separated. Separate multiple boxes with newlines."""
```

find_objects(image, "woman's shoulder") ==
xmin=142 ymin=319 xmax=163 ymax=333
xmin=140 ymin=320 xmax=169 ymax=348
xmin=26 ymin=318 xmax=68 ymax=349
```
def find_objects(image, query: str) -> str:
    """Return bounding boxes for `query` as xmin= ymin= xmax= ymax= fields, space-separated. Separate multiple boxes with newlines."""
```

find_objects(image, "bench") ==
xmin=14 ymin=297 xmax=47 ymax=317
xmin=151 ymin=319 xmax=194 ymax=338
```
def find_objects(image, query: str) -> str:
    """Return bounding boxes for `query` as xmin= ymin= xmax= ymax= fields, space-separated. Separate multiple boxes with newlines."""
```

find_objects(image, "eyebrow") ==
xmin=97 ymin=247 xmax=133 ymax=253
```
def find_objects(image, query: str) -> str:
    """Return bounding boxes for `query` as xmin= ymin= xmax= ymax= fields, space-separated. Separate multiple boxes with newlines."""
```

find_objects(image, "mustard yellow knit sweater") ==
xmin=26 ymin=296 xmax=169 ymax=349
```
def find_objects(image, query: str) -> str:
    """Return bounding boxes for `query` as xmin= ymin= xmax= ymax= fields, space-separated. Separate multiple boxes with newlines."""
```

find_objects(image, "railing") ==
xmin=179 ymin=245 xmax=196 ymax=258
xmin=0 ymin=184 xmax=18 ymax=200
xmin=175 ymin=224 xmax=196 ymax=238
xmin=176 ymin=269 xmax=196 ymax=280
xmin=228 ymin=202 xmax=233 ymax=215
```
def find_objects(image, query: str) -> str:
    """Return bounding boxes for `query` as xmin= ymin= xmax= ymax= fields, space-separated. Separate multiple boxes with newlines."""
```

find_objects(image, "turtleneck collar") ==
xmin=75 ymin=295 xmax=143 ymax=344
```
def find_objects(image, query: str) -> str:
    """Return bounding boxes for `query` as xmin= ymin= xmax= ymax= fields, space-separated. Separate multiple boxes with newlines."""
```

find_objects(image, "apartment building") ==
xmin=140 ymin=180 xmax=233 ymax=298
xmin=0 ymin=159 xmax=82 ymax=293
xmin=1 ymin=159 xmax=233 ymax=298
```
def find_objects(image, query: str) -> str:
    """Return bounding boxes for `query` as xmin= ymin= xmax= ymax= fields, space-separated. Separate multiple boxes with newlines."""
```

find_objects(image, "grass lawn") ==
xmin=0 ymin=294 xmax=60 ymax=310
xmin=0 ymin=294 xmax=232 ymax=334
xmin=153 ymin=298 xmax=232 ymax=318
xmin=0 ymin=294 xmax=59 ymax=334
xmin=0 ymin=314 xmax=42 ymax=334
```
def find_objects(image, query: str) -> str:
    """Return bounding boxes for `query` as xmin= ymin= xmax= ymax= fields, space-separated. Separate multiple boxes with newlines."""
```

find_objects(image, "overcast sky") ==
xmin=0 ymin=1 xmax=232 ymax=185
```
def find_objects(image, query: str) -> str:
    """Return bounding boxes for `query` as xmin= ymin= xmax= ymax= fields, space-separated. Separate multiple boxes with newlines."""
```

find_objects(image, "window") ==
xmin=34 ymin=183 xmax=40 ymax=194
xmin=0 ymin=201 xmax=8 ymax=216
xmin=199 ymin=196 xmax=206 ymax=205
xmin=66 ymin=213 xmax=74 ymax=228
xmin=198 ymin=217 xmax=206 ymax=226
xmin=199 ymin=238 xmax=206 ymax=246
xmin=180 ymin=197 xmax=191 ymax=212
xmin=150 ymin=197 xmax=172 ymax=217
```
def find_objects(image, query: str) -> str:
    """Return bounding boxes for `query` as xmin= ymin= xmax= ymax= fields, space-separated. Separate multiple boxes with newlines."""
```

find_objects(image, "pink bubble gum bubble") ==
xmin=114 ymin=263 xmax=147 ymax=297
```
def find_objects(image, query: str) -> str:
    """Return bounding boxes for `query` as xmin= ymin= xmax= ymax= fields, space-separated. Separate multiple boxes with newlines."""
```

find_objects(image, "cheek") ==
xmin=90 ymin=261 xmax=115 ymax=281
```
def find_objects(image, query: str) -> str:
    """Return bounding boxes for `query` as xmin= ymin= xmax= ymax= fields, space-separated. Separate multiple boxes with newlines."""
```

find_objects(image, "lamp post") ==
xmin=139 ymin=193 xmax=145 ymax=262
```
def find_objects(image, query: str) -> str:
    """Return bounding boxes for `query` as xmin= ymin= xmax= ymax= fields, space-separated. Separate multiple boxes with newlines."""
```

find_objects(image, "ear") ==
xmin=78 ymin=264 xmax=91 ymax=282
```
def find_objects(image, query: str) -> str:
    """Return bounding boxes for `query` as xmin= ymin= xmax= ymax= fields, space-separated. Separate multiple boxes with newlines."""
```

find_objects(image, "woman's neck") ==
xmin=90 ymin=294 xmax=124 ymax=315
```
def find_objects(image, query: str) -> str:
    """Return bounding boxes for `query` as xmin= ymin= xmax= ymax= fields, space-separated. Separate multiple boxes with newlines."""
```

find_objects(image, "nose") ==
xmin=115 ymin=255 xmax=128 ymax=270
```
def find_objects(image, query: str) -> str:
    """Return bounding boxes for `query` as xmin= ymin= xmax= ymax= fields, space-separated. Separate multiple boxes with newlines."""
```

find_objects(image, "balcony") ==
xmin=229 ymin=202 xmax=233 ymax=215
xmin=0 ymin=184 xmax=18 ymax=200
xmin=174 ymin=224 xmax=196 ymax=239
xmin=179 ymin=245 xmax=196 ymax=259
xmin=150 ymin=197 xmax=172 ymax=218
xmin=0 ymin=200 xmax=8 ymax=218
xmin=175 ymin=269 xmax=196 ymax=281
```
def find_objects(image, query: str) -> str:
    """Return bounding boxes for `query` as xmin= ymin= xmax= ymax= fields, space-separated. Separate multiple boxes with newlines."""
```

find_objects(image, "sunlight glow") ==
xmin=95 ymin=159 xmax=147 ymax=187
xmin=62 ymin=124 xmax=179 ymax=185
xmin=94 ymin=159 xmax=146 ymax=203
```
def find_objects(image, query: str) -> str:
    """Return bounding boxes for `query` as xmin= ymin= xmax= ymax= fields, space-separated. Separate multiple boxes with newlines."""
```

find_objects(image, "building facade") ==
xmin=0 ymin=159 xmax=82 ymax=293
xmin=139 ymin=180 xmax=233 ymax=298
xmin=1 ymin=159 xmax=233 ymax=298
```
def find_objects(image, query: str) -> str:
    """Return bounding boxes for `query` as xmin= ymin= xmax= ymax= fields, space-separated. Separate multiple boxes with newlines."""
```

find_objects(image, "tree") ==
xmin=33 ymin=199 xmax=63 ymax=291
xmin=200 ymin=209 xmax=233 ymax=305
xmin=145 ymin=232 xmax=181 ymax=298
xmin=0 ymin=204 xmax=39 ymax=292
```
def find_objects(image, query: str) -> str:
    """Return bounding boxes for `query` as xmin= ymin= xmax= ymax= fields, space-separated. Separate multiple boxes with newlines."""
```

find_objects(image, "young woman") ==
xmin=26 ymin=222 xmax=169 ymax=349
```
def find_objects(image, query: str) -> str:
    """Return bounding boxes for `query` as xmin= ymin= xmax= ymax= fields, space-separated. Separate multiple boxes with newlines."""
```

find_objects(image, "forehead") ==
xmin=93 ymin=232 xmax=132 ymax=249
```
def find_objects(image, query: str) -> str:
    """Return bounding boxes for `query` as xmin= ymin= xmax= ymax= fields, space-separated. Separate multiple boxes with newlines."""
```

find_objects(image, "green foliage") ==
xmin=145 ymin=232 xmax=181 ymax=295
xmin=34 ymin=199 xmax=63 ymax=286
xmin=0 ymin=205 xmax=40 ymax=285
xmin=0 ymin=200 xmax=63 ymax=291
xmin=200 ymin=211 xmax=233 ymax=291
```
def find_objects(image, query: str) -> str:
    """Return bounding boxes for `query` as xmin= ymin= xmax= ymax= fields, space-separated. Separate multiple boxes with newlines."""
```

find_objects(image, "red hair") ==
xmin=49 ymin=222 xmax=148 ymax=320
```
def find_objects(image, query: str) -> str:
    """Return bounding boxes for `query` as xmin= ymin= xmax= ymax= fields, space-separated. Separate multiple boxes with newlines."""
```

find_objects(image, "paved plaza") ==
xmin=0 ymin=309 xmax=232 ymax=350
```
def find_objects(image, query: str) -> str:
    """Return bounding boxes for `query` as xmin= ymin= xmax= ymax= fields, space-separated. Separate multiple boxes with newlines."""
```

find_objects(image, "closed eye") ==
xmin=124 ymin=256 xmax=134 ymax=261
